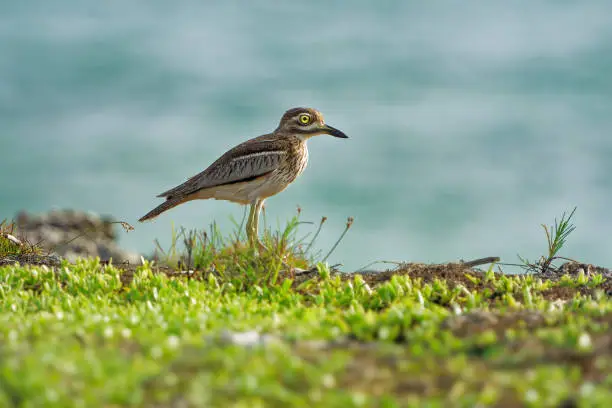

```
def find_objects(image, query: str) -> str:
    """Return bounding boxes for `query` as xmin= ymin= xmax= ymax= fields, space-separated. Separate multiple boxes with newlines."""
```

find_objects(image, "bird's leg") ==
xmin=245 ymin=199 xmax=267 ymax=252
xmin=245 ymin=201 xmax=257 ymax=246
xmin=253 ymin=199 xmax=265 ymax=241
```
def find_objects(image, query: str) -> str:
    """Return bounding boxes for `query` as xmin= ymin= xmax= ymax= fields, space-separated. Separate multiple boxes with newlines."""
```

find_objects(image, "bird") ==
xmin=138 ymin=107 xmax=348 ymax=246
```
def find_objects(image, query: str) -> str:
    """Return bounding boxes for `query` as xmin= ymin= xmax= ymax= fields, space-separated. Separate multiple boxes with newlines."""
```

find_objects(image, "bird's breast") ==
xmin=274 ymin=142 xmax=308 ymax=184
xmin=296 ymin=144 xmax=309 ymax=177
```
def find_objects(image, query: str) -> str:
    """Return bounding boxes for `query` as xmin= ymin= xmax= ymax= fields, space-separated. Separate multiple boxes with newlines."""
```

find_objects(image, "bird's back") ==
xmin=158 ymin=133 xmax=298 ymax=199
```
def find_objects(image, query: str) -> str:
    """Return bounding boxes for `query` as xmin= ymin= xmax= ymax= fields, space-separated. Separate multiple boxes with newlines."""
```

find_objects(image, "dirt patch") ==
xmin=350 ymin=262 xmax=492 ymax=289
xmin=545 ymin=261 xmax=612 ymax=280
xmin=349 ymin=262 xmax=612 ymax=302
xmin=541 ymin=282 xmax=612 ymax=301
xmin=0 ymin=253 xmax=62 ymax=267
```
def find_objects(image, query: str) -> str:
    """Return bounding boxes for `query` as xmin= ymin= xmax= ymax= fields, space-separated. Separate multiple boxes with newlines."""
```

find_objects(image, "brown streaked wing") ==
xmin=158 ymin=135 xmax=287 ymax=198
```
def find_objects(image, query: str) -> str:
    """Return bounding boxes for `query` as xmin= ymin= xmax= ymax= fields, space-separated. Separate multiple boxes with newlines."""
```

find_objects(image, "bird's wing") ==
xmin=158 ymin=136 xmax=286 ymax=199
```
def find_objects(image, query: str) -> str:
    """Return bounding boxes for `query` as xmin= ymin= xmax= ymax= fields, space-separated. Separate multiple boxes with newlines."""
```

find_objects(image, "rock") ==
xmin=558 ymin=262 xmax=612 ymax=278
xmin=13 ymin=209 xmax=141 ymax=264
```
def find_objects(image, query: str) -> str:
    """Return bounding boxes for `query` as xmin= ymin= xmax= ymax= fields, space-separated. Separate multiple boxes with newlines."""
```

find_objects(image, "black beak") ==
xmin=322 ymin=124 xmax=349 ymax=139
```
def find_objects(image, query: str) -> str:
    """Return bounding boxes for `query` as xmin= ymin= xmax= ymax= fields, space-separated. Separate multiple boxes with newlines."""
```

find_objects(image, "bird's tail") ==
xmin=138 ymin=198 xmax=185 ymax=222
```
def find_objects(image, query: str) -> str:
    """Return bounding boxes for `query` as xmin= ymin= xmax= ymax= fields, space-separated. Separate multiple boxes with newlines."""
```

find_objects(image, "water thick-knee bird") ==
xmin=139 ymin=107 xmax=348 ymax=245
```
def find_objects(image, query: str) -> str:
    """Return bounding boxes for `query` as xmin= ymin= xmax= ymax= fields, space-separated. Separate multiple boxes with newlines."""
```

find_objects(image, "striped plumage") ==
xmin=139 ymin=107 xmax=348 ymax=245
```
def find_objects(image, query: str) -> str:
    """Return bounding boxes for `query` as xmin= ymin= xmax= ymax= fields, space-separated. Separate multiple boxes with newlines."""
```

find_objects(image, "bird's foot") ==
xmin=254 ymin=238 xmax=273 ymax=255
xmin=247 ymin=235 xmax=269 ymax=255
xmin=256 ymin=239 xmax=269 ymax=253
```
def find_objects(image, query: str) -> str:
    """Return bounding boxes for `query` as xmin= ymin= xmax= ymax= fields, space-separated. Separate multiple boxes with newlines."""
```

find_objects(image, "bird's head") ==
xmin=275 ymin=107 xmax=348 ymax=140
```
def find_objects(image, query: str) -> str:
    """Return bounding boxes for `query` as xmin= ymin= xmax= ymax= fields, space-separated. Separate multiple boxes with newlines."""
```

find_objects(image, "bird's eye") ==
xmin=298 ymin=114 xmax=311 ymax=125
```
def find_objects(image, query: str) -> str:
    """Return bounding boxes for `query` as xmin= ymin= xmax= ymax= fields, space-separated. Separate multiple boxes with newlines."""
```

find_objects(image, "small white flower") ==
xmin=167 ymin=335 xmax=180 ymax=349
xmin=578 ymin=333 xmax=592 ymax=350
xmin=103 ymin=327 xmax=113 ymax=338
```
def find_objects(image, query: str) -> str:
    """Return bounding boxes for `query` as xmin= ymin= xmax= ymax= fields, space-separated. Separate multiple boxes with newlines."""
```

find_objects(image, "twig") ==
xmin=305 ymin=216 xmax=326 ymax=254
xmin=321 ymin=217 xmax=353 ymax=263
xmin=114 ymin=221 xmax=134 ymax=232
xmin=355 ymin=260 xmax=404 ymax=272
xmin=461 ymin=256 xmax=500 ymax=268
xmin=2 ymin=233 xmax=22 ymax=246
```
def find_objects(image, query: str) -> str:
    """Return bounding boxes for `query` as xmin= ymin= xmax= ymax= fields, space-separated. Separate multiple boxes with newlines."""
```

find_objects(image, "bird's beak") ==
xmin=322 ymin=124 xmax=349 ymax=139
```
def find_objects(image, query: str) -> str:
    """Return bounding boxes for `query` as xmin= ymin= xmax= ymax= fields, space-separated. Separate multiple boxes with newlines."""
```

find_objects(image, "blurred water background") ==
xmin=2 ymin=1 xmax=611 ymax=270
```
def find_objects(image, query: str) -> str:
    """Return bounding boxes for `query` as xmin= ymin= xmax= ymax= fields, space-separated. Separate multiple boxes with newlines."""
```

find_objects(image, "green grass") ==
xmin=0 ymin=220 xmax=41 ymax=259
xmin=1 ymin=208 xmax=611 ymax=406
xmin=151 ymin=210 xmax=351 ymax=285
xmin=516 ymin=207 xmax=578 ymax=274
xmin=1 ymin=257 xmax=611 ymax=406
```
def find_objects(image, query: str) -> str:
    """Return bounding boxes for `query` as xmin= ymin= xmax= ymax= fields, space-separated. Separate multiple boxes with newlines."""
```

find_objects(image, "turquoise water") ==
xmin=2 ymin=2 xmax=612 ymax=270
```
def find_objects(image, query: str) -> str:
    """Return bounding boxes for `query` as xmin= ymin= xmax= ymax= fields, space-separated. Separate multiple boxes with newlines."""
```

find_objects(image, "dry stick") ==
xmin=52 ymin=221 xmax=134 ymax=251
xmin=293 ymin=262 xmax=343 ymax=276
xmin=461 ymin=256 xmax=500 ymax=268
xmin=236 ymin=206 xmax=248 ymax=242
xmin=356 ymin=258 xmax=499 ymax=273
xmin=2 ymin=220 xmax=133 ymax=263
xmin=182 ymin=229 xmax=196 ymax=270
xmin=321 ymin=217 xmax=353 ymax=263
xmin=2 ymin=233 xmax=22 ymax=246
xmin=355 ymin=260 xmax=404 ymax=273
xmin=153 ymin=239 xmax=167 ymax=257
xmin=304 ymin=216 xmax=327 ymax=255
xmin=45 ymin=220 xmax=136 ymax=263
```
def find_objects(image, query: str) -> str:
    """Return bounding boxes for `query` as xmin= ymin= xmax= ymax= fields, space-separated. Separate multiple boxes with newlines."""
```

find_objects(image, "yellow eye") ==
xmin=298 ymin=114 xmax=311 ymax=125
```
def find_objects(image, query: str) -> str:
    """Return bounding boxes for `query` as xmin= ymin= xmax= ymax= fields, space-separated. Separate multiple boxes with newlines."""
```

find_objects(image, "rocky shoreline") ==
xmin=3 ymin=209 xmax=142 ymax=265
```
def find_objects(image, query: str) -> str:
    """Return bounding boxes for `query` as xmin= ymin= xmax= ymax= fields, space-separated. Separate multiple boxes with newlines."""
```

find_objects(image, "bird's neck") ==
xmin=293 ymin=133 xmax=315 ymax=142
